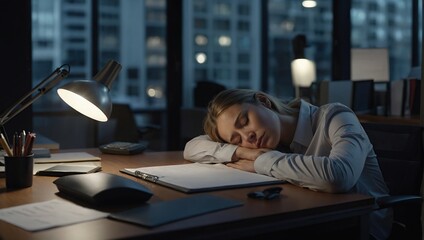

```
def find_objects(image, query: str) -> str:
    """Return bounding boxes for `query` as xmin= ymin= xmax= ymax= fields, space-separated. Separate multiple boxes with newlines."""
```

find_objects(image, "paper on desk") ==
xmin=34 ymin=152 xmax=101 ymax=163
xmin=0 ymin=199 xmax=108 ymax=231
xmin=1 ymin=153 xmax=101 ymax=176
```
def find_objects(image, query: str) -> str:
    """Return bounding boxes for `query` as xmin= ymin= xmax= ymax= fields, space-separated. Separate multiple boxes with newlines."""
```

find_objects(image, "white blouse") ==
xmin=183 ymin=100 xmax=392 ymax=239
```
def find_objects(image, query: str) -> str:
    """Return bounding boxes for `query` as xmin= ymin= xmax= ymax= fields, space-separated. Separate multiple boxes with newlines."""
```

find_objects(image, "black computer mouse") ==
xmin=53 ymin=172 xmax=153 ymax=205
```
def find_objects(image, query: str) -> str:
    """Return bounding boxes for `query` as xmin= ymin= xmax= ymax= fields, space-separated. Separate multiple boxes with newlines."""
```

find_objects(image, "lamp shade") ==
xmin=291 ymin=58 xmax=316 ymax=87
xmin=57 ymin=60 xmax=122 ymax=122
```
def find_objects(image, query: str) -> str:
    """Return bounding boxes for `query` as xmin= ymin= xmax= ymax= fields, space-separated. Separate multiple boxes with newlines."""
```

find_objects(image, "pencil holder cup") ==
xmin=4 ymin=155 xmax=34 ymax=189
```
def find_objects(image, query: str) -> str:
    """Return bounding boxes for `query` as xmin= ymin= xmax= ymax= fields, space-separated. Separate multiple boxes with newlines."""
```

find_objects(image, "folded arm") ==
xmin=183 ymin=135 xmax=238 ymax=163
xmin=255 ymin=111 xmax=370 ymax=193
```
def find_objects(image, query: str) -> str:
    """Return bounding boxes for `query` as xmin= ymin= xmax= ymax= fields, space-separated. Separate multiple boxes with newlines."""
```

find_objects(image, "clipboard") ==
xmin=120 ymin=163 xmax=284 ymax=193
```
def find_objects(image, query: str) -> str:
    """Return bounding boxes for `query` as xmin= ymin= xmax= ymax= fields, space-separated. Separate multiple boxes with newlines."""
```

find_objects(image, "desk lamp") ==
xmin=291 ymin=34 xmax=316 ymax=99
xmin=0 ymin=65 xmax=70 ymax=127
xmin=0 ymin=59 xmax=121 ymax=134
xmin=57 ymin=60 xmax=121 ymax=122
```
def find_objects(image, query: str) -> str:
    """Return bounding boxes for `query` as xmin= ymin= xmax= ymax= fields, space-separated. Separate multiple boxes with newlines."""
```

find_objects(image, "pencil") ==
xmin=0 ymin=133 xmax=13 ymax=156
xmin=23 ymin=133 xmax=36 ymax=156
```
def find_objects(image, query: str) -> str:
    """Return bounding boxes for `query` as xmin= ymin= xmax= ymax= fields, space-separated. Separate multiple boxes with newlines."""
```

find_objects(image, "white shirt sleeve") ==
xmin=255 ymin=111 xmax=369 ymax=193
xmin=183 ymin=135 xmax=238 ymax=163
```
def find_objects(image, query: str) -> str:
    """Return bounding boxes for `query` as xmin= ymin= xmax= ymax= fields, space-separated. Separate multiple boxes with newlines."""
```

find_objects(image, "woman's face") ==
xmin=216 ymin=102 xmax=281 ymax=149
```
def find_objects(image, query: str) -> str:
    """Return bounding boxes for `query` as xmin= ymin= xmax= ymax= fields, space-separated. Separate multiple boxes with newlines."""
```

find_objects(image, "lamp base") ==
xmin=297 ymin=85 xmax=317 ymax=105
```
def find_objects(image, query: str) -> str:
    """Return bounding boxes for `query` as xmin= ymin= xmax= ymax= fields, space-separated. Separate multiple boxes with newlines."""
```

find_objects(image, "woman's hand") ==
xmin=228 ymin=146 xmax=271 ymax=173
xmin=232 ymin=146 xmax=270 ymax=161
xmin=227 ymin=159 xmax=256 ymax=173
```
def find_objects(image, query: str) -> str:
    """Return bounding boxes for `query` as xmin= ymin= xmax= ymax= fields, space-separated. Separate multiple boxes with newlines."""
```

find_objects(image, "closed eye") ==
xmin=229 ymin=134 xmax=241 ymax=145
xmin=236 ymin=112 xmax=248 ymax=128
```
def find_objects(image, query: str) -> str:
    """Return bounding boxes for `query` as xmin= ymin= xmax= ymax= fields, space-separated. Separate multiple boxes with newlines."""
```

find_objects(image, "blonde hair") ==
xmin=203 ymin=89 xmax=299 ymax=142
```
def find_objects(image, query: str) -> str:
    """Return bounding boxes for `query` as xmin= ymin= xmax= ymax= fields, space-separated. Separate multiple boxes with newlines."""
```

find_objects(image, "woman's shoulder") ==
xmin=319 ymin=102 xmax=353 ymax=114
xmin=313 ymin=102 xmax=356 ymax=125
xmin=300 ymin=99 xmax=353 ymax=117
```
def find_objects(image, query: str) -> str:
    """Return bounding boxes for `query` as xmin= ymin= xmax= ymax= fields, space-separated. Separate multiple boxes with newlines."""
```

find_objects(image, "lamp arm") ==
xmin=0 ymin=64 xmax=70 ymax=126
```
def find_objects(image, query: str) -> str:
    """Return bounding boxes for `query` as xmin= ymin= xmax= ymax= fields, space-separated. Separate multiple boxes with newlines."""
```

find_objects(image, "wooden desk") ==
xmin=358 ymin=114 xmax=420 ymax=126
xmin=0 ymin=149 xmax=374 ymax=240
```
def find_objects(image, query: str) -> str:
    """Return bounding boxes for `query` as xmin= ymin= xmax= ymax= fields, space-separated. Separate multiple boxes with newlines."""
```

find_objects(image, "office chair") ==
xmin=180 ymin=107 xmax=207 ymax=148
xmin=193 ymin=80 xmax=226 ymax=108
xmin=362 ymin=122 xmax=423 ymax=240
xmin=179 ymin=81 xmax=225 ymax=148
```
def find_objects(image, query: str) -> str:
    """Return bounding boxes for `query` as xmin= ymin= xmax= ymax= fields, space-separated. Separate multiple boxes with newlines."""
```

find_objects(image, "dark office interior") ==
xmin=0 ymin=0 xmax=421 ymax=151
xmin=0 ymin=0 xmax=423 ymax=239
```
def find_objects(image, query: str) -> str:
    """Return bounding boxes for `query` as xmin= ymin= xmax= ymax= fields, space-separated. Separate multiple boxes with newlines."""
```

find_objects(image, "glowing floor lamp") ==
xmin=291 ymin=34 xmax=316 ymax=99
xmin=0 ymin=59 xmax=121 ymax=135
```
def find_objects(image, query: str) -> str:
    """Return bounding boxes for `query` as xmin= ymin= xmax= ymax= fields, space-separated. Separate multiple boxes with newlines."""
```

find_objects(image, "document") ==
xmin=34 ymin=152 xmax=101 ymax=163
xmin=121 ymin=163 xmax=284 ymax=193
xmin=0 ymin=199 xmax=108 ymax=231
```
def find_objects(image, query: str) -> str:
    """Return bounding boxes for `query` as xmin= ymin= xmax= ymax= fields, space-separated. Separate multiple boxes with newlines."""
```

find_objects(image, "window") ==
xmin=127 ymin=68 xmax=139 ymax=79
xmin=183 ymin=0 xmax=261 ymax=107
xmin=32 ymin=0 xmax=168 ymax=149
xmin=213 ymin=19 xmax=230 ymax=31
xmin=194 ymin=18 xmax=207 ymax=29
xmin=194 ymin=34 xmax=208 ymax=46
xmin=267 ymin=0 xmax=332 ymax=99
xmin=213 ymin=2 xmax=231 ymax=15
xmin=238 ymin=4 xmax=250 ymax=16
xmin=238 ymin=53 xmax=250 ymax=64
xmin=351 ymin=0 xmax=412 ymax=81
xmin=30 ymin=0 xmax=421 ymax=149
xmin=214 ymin=52 xmax=231 ymax=64
xmin=237 ymin=21 xmax=250 ymax=31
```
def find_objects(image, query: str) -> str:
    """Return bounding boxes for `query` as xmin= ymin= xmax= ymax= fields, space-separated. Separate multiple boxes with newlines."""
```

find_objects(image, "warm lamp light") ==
xmin=291 ymin=34 xmax=316 ymax=99
xmin=57 ymin=60 xmax=121 ymax=122
xmin=291 ymin=58 xmax=316 ymax=87
xmin=302 ymin=0 xmax=317 ymax=8
xmin=0 ymin=59 xmax=121 ymax=133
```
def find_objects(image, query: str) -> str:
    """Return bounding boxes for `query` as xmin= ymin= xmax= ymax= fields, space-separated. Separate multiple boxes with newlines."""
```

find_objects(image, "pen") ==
xmin=25 ymin=132 xmax=31 ymax=153
xmin=17 ymin=133 xmax=22 ymax=157
xmin=23 ymin=132 xmax=36 ymax=157
xmin=0 ymin=133 xmax=13 ymax=156
xmin=17 ymin=131 xmax=24 ymax=157
xmin=13 ymin=132 xmax=17 ymax=157
xmin=21 ymin=130 xmax=26 ymax=156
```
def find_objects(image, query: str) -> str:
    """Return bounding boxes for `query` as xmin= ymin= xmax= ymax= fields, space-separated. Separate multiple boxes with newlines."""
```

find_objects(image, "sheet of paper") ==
xmin=0 ymin=199 xmax=108 ymax=231
xmin=34 ymin=152 xmax=101 ymax=163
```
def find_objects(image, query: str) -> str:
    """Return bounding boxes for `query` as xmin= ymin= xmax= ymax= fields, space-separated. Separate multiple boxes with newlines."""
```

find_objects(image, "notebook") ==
xmin=36 ymin=164 xmax=102 ymax=176
xmin=121 ymin=163 xmax=284 ymax=193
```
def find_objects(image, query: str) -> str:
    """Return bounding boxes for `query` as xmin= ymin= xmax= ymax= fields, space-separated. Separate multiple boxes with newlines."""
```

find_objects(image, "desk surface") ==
xmin=358 ymin=114 xmax=420 ymax=126
xmin=0 ymin=149 xmax=374 ymax=240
